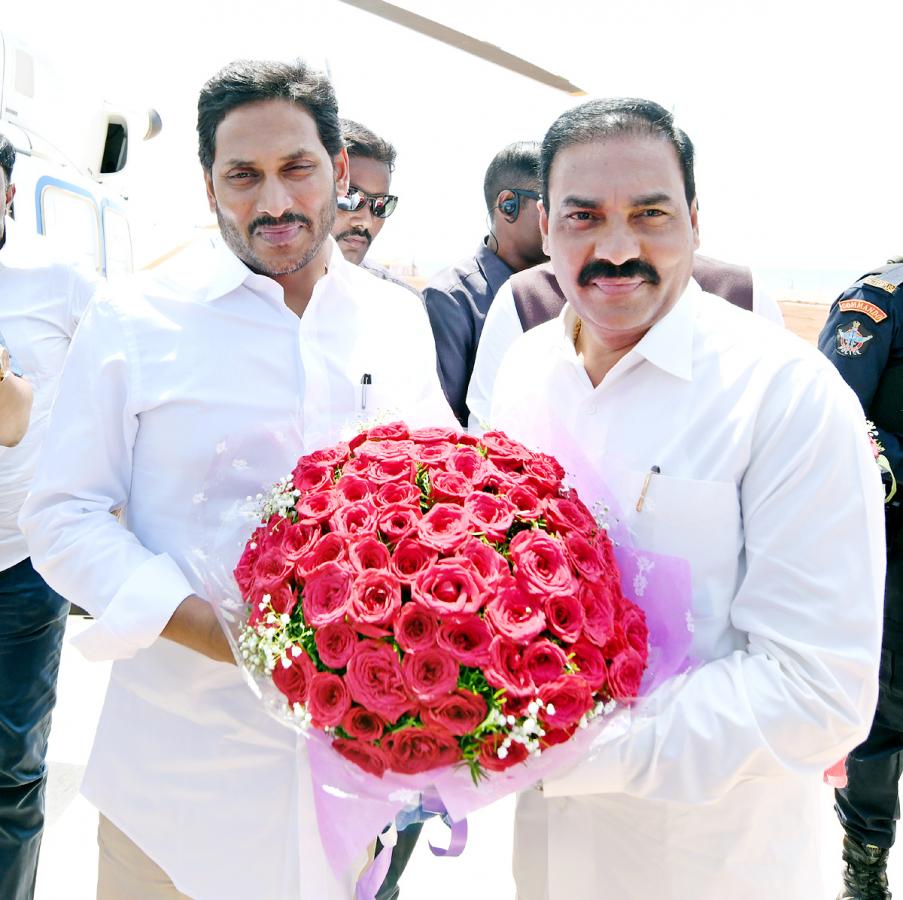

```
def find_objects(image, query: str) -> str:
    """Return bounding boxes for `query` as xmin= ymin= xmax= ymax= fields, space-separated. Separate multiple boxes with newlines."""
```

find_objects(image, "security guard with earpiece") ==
xmin=819 ymin=257 xmax=903 ymax=900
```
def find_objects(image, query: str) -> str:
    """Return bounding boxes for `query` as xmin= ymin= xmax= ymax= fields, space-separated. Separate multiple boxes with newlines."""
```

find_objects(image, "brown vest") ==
xmin=511 ymin=255 xmax=754 ymax=331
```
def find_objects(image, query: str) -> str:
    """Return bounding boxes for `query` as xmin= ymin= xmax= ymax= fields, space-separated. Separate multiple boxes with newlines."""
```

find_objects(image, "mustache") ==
xmin=249 ymin=212 xmax=311 ymax=235
xmin=577 ymin=258 xmax=660 ymax=287
xmin=335 ymin=227 xmax=372 ymax=245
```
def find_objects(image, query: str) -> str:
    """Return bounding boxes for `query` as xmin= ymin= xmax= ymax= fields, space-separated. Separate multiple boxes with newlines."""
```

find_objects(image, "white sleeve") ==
xmin=543 ymin=364 xmax=885 ymax=804
xmin=466 ymin=282 xmax=524 ymax=435
xmin=19 ymin=297 xmax=194 ymax=662
xmin=752 ymin=276 xmax=784 ymax=326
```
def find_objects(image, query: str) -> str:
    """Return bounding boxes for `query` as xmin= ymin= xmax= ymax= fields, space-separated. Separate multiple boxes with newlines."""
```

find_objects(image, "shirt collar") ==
xmin=202 ymin=235 xmax=344 ymax=304
xmin=556 ymin=277 xmax=700 ymax=383
xmin=476 ymin=238 xmax=515 ymax=296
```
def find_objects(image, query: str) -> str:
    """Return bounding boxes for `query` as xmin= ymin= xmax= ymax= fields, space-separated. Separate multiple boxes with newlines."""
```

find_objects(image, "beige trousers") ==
xmin=96 ymin=814 xmax=192 ymax=899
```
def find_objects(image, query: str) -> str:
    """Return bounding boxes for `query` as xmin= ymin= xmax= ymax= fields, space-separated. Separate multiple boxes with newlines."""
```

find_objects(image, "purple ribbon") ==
xmin=421 ymin=787 xmax=468 ymax=857
xmin=354 ymin=843 xmax=393 ymax=900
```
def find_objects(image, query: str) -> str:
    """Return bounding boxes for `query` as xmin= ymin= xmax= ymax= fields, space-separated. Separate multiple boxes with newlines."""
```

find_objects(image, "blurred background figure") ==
xmin=424 ymin=140 xmax=547 ymax=425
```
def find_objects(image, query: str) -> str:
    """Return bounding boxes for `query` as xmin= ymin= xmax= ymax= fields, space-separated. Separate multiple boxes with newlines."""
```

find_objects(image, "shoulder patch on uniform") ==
xmin=838 ymin=298 xmax=888 ymax=323
xmin=835 ymin=320 xmax=874 ymax=357
xmin=862 ymin=275 xmax=900 ymax=294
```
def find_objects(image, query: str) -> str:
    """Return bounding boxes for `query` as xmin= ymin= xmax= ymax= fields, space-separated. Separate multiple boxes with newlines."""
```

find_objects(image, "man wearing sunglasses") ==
xmin=424 ymin=140 xmax=547 ymax=426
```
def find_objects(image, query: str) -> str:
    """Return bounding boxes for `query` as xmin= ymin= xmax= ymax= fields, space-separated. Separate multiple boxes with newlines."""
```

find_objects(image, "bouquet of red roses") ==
xmin=232 ymin=422 xmax=649 ymax=781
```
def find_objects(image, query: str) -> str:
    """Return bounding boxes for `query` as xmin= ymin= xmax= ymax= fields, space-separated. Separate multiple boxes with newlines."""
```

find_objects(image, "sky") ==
xmin=5 ymin=0 xmax=903 ymax=299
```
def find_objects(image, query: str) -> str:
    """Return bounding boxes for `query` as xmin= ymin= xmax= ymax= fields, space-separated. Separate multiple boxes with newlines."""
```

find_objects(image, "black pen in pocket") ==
xmin=360 ymin=373 xmax=371 ymax=410
xmin=636 ymin=465 xmax=661 ymax=512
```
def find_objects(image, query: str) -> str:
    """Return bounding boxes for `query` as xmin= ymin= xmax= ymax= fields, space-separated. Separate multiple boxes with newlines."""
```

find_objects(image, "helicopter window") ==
xmin=101 ymin=122 xmax=128 ymax=174
xmin=40 ymin=186 xmax=101 ymax=272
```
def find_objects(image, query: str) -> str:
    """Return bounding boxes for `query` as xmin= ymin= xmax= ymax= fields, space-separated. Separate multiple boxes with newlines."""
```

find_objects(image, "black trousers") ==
xmin=835 ymin=644 xmax=903 ymax=849
xmin=0 ymin=557 xmax=69 ymax=900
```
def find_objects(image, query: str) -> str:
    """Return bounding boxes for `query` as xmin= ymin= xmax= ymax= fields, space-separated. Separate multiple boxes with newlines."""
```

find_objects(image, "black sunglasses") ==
xmin=344 ymin=187 xmax=398 ymax=219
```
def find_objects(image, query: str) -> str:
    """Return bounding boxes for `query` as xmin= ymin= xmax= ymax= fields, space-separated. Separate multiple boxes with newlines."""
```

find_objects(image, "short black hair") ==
xmin=540 ymin=98 xmax=696 ymax=208
xmin=197 ymin=59 xmax=342 ymax=171
xmin=340 ymin=118 xmax=396 ymax=173
xmin=0 ymin=134 xmax=15 ymax=183
xmin=483 ymin=141 xmax=541 ymax=212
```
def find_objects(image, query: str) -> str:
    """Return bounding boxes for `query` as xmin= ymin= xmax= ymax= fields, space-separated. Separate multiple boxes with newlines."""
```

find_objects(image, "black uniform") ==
xmin=819 ymin=261 xmax=903 ymax=850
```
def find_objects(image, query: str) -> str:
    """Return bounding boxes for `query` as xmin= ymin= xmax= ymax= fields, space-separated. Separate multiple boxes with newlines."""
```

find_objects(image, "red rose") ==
xmin=345 ymin=640 xmax=412 ymax=723
xmin=302 ymin=561 xmax=353 ymax=626
xmin=332 ymin=738 xmax=388 ymax=778
xmin=307 ymin=672 xmax=352 ymax=728
xmin=602 ymin=623 xmax=629 ymax=661
xmin=295 ymin=533 xmax=346 ymax=579
xmin=272 ymin=651 xmax=316 ymax=705
xmin=366 ymin=421 xmax=410 ymax=441
xmin=484 ymin=580 xmax=546 ymax=643
xmin=445 ymin=446 xmax=486 ymax=482
xmin=373 ymin=480 xmax=422 ymax=508
xmin=485 ymin=636 xmax=534 ymax=698
xmin=276 ymin=522 xmax=320 ymax=563
xmin=464 ymin=492 xmax=516 ymax=541
xmin=402 ymin=647 xmax=459 ymax=703
xmin=620 ymin=603 xmax=649 ymax=660
xmin=509 ymin=530 xmax=577 ymax=600
xmin=540 ymin=724 xmax=577 ymax=749
xmin=545 ymin=592 xmax=586 ymax=644
xmin=391 ymin=538 xmax=439 ymax=584
xmin=298 ymin=443 xmax=350 ymax=468
xmin=569 ymin=638 xmax=608 ymax=691
xmin=503 ymin=484 xmax=544 ymax=521
xmin=295 ymin=490 xmax=341 ymax=525
xmin=521 ymin=453 xmax=565 ymax=496
xmin=564 ymin=533 xmax=608 ymax=581
xmin=522 ymin=639 xmax=569 ymax=686
xmin=377 ymin=504 xmax=422 ymax=546
xmin=580 ymin=580 xmax=617 ymax=648
xmin=393 ymin=603 xmax=439 ymax=653
xmin=263 ymin=583 xmax=298 ymax=617
xmin=341 ymin=706 xmax=386 ymax=741
xmin=250 ymin=542 xmax=294 ymax=598
xmin=422 ymin=689 xmax=488 ymax=736
xmin=437 ymin=614 xmax=493 ymax=666
xmin=234 ymin=526 xmax=266 ymax=596
xmin=544 ymin=495 xmax=598 ymax=536
xmin=416 ymin=503 xmax=471 ymax=553
xmin=412 ymin=558 xmax=486 ymax=616
xmin=355 ymin=439 xmax=415 ymax=461
xmin=478 ymin=732 xmax=528 ymax=772
xmin=349 ymin=570 xmax=402 ymax=636
xmin=458 ymin=537 xmax=509 ymax=588
xmin=347 ymin=536 xmax=391 ymax=573
xmin=329 ymin=500 xmax=379 ymax=536
xmin=474 ymin=468 xmax=516 ymax=494
xmin=415 ymin=442 xmax=454 ymax=466
xmin=607 ymin=649 xmax=646 ymax=700
xmin=410 ymin=426 xmax=459 ymax=444
xmin=292 ymin=461 xmax=334 ymax=494
xmin=479 ymin=431 xmax=532 ymax=468
xmin=430 ymin=470 xmax=473 ymax=504
xmin=538 ymin=675 xmax=594 ymax=729
xmin=334 ymin=474 xmax=372 ymax=504
xmin=315 ymin=621 xmax=357 ymax=669
xmin=382 ymin=725 xmax=461 ymax=774
xmin=367 ymin=456 xmax=417 ymax=485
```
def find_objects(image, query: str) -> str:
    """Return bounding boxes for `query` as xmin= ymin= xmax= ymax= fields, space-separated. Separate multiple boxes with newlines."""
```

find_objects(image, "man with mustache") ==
xmin=20 ymin=60 xmax=453 ymax=898
xmin=490 ymin=98 xmax=885 ymax=899
xmin=424 ymin=140 xmax=547 ymax=426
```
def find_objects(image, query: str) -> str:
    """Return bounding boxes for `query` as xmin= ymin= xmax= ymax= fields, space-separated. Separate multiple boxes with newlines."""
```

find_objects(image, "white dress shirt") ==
xmin=0 ymin=222 xmax=97 ymax=571
xmin=489 ymin=281 xmax=884 ymax=900
xmin=20 ymin=237 xmax=456 ymax=900
xmin=468 ymin=273 xmax=783 ymax=434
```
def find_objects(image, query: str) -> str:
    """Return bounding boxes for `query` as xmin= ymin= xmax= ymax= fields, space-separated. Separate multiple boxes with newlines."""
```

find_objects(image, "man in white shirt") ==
xmin=0 ymin=133 xmax=98 ymax=900
xmin=489 ymin=98 xmax=886 ymax=899
xmin=467 ymin=256 xmax=783 ymax=434
xmin=0 ymin=135 xmax=94 ymax=900
xmin=20 ymin=60 xmax=454 ymax=899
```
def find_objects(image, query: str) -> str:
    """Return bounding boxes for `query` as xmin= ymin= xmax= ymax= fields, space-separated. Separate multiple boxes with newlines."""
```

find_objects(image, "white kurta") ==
xmin=489 ymin=281 xmax=885 ymax=900
xmin=20 ymin=237 xmax=456 ymax=899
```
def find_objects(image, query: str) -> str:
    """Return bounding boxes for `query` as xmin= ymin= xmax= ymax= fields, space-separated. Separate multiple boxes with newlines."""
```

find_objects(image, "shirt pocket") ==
xmin=625 ymin=472 xmax=742 ymax=624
